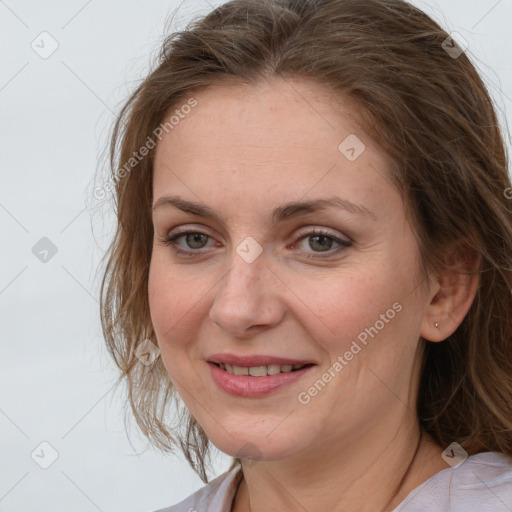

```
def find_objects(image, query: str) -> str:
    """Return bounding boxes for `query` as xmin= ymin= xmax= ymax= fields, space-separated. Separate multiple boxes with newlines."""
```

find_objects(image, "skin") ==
xmin=148 ymin=77 xmax=479 ymax=511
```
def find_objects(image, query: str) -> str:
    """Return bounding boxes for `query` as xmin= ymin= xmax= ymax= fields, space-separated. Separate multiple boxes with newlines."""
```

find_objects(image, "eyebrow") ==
xmin=152 ymin=195 xmax=377 ymax=224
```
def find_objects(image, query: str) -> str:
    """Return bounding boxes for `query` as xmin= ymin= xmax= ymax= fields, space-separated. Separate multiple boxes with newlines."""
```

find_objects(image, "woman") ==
xmin=99 ymin=0 xmax=512 ymax=510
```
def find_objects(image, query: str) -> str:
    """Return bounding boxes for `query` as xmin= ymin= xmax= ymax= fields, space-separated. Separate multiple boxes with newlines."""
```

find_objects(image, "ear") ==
xmin=420 ymin=243 xmax=481 ymax=342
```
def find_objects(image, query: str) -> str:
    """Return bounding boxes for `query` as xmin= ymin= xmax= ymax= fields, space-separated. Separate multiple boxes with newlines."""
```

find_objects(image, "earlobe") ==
xmin=420 ymin=248 xmax=481 ymax=343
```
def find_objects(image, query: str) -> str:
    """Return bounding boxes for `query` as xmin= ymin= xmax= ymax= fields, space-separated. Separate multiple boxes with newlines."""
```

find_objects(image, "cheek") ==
xmin=312 ymin=277 xmax=423 ymax=405
xmin=148 ymin=258 xmax=188 ymax=353
xmin=148 ymin=259 xmax=170 ymax=335
xmin=291 ymin=268 xmax=423 ymax=404
xmin=148 ymin=251 xmax=188 ymax=323
xmin=148 ymin=255 xmax=212 ymax=358
xmin=287 ymin=269 xmax=401 ymax=354
xmin=148 ymin=264 xmax=192 ymax=384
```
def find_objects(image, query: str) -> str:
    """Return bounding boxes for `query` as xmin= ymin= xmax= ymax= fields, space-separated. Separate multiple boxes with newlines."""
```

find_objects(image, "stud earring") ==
xmin=434 ymin=322 xmax=439 ymax=328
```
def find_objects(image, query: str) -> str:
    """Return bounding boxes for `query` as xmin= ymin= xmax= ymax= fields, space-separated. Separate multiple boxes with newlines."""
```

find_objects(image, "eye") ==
xmin=291 ymin=228 xmax=352 ymax=260
xmin=157 ymin=227 xmax=352 ymax=259
xmin=158 ymin=230 xmax=215 ymax=256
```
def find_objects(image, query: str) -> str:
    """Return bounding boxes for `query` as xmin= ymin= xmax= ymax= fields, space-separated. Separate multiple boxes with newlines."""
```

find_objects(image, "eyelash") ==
xmin=158 ymin=228 xmax=352 ymax=260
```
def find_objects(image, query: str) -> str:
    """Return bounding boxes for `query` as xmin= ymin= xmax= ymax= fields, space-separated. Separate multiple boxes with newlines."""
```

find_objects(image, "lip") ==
xmin=207 ymin=353 xmax=316 ymax=367
xmin=208 ymin=361 xmax=316 ymax=398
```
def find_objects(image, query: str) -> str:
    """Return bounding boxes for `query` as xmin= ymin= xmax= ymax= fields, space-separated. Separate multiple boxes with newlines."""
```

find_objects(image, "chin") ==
xmin=208 ymin=425 xmax=307 ymax=463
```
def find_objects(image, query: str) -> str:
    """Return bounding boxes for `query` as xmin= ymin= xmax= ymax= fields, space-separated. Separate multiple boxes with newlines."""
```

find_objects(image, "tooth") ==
xmin=292 ymin=364 xmax=303 ymax=370
xmin=280 ymin=365 xmax=293 ymax=373
xmin=248 ymin=365 xmax=267 ymax=377
xmin=267 ymin=364 xmax=281 ymax=375
xmin=233 ymin=365 xmax=249 ymax=375
xmin=225 ymin=363 xmax=233 ymax=373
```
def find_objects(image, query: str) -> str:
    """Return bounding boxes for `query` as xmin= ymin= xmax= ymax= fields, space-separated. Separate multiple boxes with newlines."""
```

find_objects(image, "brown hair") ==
xmin=99 ymin=0 xmax=512 ymax=483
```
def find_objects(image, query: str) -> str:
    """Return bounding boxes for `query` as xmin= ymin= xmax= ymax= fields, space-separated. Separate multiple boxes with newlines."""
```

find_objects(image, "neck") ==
xmin=231 ymin=419 xmax=446 ymax=512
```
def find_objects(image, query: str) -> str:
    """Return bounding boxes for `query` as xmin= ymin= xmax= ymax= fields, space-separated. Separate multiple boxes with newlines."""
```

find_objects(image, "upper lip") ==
xmin=207 ymin=353 xmax=317 ymax=367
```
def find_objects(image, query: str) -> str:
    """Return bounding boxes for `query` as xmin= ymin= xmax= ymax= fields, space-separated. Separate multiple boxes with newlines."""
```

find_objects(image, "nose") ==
xmin=208 ymin=247 xmax=286 ymax=338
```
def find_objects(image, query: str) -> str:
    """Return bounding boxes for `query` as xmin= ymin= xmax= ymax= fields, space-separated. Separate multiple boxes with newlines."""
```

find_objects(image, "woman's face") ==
xmin=148 ymin=77 xmax=435 ymax=464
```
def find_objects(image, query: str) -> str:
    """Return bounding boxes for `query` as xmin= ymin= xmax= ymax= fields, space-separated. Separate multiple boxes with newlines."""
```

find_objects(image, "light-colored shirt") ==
xmin=153 ymin=452 xmax=512 ymax=512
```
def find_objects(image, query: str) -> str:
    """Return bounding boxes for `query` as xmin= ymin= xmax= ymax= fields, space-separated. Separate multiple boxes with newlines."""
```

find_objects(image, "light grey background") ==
xmin=0 ymin=1 xmax=510 ymax=511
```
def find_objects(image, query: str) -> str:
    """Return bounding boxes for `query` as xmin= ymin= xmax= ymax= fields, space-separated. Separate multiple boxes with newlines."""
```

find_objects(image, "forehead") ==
xmin=152 ymin=77 xmax=394 ymax=215
xmin=154 ymin=77 xmax=373 ymax=164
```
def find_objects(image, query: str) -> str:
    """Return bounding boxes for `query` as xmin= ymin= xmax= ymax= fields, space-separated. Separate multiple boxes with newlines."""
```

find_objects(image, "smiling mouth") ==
xmin=212 ymin=362 xmax=314 ymax=377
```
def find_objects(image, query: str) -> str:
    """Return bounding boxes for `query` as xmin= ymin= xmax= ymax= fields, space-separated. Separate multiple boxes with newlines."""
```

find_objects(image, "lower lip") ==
xmin=208 ymin=362 xmax=315 ymax=397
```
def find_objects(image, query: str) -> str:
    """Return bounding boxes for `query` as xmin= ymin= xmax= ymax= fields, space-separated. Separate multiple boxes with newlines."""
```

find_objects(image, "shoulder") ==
xmin=151 ymin=464 xmax=243 ymax=512
xmin=394 ymin=452 xmax=512 ymax=512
